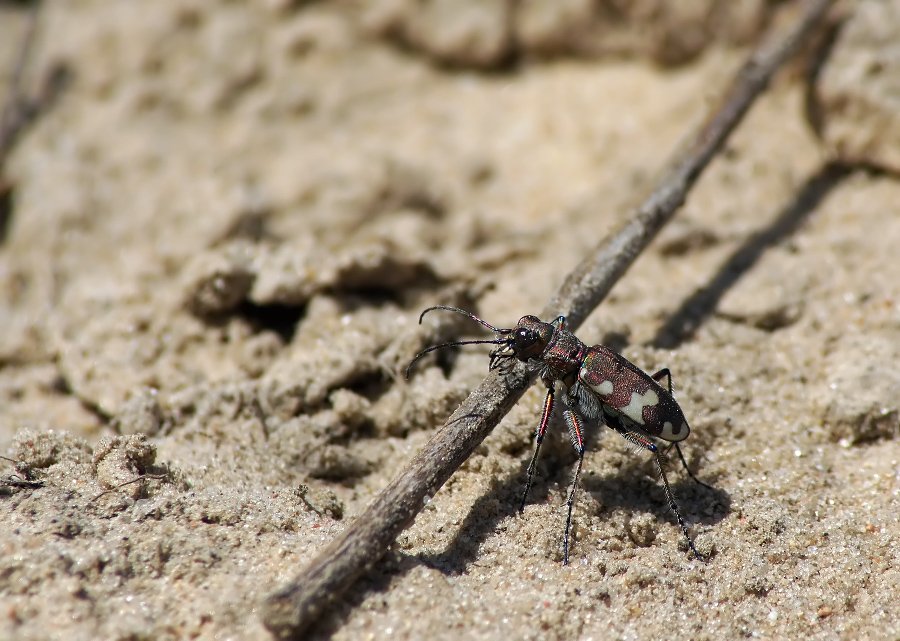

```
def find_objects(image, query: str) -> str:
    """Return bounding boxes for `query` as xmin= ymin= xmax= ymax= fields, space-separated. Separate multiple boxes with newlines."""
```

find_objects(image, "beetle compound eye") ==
xmin=516 ymin=328 xmax=535 ymax=347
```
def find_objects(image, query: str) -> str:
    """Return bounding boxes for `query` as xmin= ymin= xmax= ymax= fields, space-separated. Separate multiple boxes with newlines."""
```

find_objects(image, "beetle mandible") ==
xmin=407 ymin=305 xmax=711 ymax=564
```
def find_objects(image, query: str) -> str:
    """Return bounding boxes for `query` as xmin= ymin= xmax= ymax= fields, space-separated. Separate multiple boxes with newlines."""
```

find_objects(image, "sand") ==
xmin=1 ymin=2 xmax=898 ymax=640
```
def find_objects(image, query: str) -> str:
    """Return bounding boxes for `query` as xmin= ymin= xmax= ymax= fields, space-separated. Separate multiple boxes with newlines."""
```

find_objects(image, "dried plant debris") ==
xmin=91 ymin=434 xmax=162 ymax=498
xmin=6 ymin=430 xmax=174 ymax=497
xmin=296 ymin=482 xmax=344 ymax=520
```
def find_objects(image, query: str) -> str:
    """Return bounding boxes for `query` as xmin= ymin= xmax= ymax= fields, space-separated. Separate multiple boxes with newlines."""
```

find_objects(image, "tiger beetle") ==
xmin=407 ymin=305 xmax=712 ymax=564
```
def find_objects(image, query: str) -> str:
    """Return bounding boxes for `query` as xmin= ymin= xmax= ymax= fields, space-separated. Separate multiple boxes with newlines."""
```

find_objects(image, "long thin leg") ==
xmin=520 ymin=386 xmax=555 ymax=513
xmin=671 ymin=442 xmax=716 ymax=491
xmin=651 ymin=368 xmax=714 ymax=491
xmin=562 ymin=409 xmax=585 ymax=565
xmin=651 ymin=368 xmax=673 ymax=392
xmin=610 ymin=423 xmax=705 ymax=560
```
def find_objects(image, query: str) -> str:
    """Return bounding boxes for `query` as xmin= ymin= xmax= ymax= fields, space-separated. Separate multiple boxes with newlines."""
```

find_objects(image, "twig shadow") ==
xmin=415 ymin=456 xmax=539 ymax=575
xmin=652 ymin=162 xmax=850 ymax=349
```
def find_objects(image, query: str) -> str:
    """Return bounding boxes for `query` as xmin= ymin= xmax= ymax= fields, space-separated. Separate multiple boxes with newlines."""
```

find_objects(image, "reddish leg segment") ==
xmin=519 ymin=386 xmax=556 ymax=513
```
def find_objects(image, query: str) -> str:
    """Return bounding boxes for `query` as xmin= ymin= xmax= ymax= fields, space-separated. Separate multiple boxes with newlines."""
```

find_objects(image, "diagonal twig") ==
xmin=262 ymin=0 xmax=836 ymax=637
xmin=89 ymin=473 xmax=169 ymax=503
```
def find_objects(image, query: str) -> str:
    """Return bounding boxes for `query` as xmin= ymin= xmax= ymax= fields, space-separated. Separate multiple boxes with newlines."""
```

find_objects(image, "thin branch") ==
xmin=262 ymin=0 xmax=837 ymax=637
xmin=2 ymin=474 xmax=43 ymax=490
xmin=89 ymin=473 xmax=168 ymax=503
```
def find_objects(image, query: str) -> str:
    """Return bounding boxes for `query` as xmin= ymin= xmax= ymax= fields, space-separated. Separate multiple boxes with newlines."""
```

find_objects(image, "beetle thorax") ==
xmin=540 ymin=330 xmax=586 ymax=388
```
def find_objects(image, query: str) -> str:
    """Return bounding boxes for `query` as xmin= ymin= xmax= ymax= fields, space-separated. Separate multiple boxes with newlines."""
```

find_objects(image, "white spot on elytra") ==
xmin=592 ymin=379 xmax=614 ymax=396
xmin=663 ymin=421 xmax=690 ymax=440
xmin=620 ymin=389 xmax=658 ymax=425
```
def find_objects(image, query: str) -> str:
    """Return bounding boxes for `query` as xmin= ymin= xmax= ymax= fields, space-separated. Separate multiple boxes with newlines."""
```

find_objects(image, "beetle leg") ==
xmin=561 ymin=409 xmax=586 ymax=565
xmin=651 ymin=368 xmax=715 ymax=492
xmin=520 ymin=385 xmax=555 ymax=513
xmin=610 ymin=423 xmax=705 ymax=561
xmin=651 ymin=367 xmax=673 ymax=393
xmin=669 ymin=442 xmax=717 ymax=491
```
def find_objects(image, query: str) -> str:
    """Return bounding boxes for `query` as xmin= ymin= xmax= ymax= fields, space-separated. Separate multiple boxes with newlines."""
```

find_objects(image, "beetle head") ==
xmin=507 ymin=315 xmax=553 ymax=361
xmin=406 ymin=306 xmax=554 ymax=377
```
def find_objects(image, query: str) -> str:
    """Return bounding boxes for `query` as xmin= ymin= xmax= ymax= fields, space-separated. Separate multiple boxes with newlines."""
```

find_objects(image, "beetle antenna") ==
xmin=418 ymin=305 xmax=511 ymax=334
xmin=406 ymin=338 xmax=506 ymax=379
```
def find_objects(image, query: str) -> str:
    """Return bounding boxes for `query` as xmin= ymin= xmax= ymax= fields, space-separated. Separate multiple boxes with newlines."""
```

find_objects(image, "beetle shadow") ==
xmin=652 ymin=162 xmax=851 ymax=349
xmin=306 ymin=452 xmax=539 ymax=639
xmin=413 ymin=424 xmax=729 ymax=575
xmin=414 ymin=455 xmax=554 ymax=575
xmin=580 ymin=442 xmax=731 ymax=531
xmin=308 ymin=427 xmax=730 ymax=638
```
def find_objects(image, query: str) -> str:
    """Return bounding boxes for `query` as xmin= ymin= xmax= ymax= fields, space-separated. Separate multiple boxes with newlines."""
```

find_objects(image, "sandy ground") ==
xmin=1 ymin=1 xmax=898 ymax=640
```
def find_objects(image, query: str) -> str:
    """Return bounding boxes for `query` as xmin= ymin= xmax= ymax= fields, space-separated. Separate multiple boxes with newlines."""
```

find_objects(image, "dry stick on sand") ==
xmin=262 ymin=0 xmax=836 ymax=637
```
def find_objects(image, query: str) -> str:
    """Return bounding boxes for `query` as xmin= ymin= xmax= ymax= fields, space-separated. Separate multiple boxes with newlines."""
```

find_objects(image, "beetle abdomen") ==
xmin=579 ymin=347 xmax=689 ymax=442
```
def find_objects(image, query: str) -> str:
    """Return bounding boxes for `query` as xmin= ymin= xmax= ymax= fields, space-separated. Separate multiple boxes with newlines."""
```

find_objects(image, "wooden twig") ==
xmin=89 ymin=473 xmax=169 ymax=503
xmin=262 ymin=0 xmax=836 ymax=637
xmin=0 ymin=454 xmax=43 ymax=489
